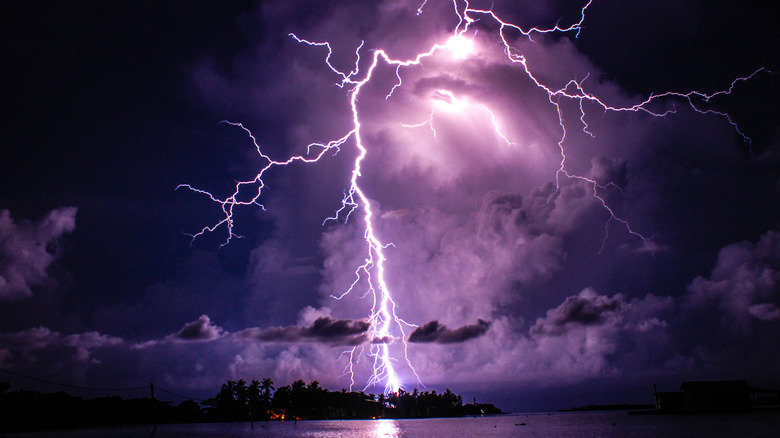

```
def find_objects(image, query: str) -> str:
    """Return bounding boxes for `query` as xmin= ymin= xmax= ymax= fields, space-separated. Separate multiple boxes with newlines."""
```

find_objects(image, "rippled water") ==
xmin=5 ymin=411 xmax=780 ymax=438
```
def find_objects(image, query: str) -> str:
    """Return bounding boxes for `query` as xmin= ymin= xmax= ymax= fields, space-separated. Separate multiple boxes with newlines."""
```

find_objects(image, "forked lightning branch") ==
xmin=179 ymin=0 xmax=765 ymax=393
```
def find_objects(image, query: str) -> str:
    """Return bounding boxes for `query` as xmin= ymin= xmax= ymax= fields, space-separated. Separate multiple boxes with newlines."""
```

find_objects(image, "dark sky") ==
xmin=1 ymin=0 xmax=778 ymax=412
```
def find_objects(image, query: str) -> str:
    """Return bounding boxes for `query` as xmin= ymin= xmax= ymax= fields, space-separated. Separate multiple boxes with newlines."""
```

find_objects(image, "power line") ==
xmin=155 ymin=385 xmax=203 ymax=402
xmin=0 ymin=367 xmax=147 ymax=392
xmin=0 ymin=367 xmax=208 ymax=402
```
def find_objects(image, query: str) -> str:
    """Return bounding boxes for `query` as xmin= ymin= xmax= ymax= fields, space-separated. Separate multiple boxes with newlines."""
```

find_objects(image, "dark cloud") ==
xmin=238 ymin=316 xmax=370 ymax=346
xmin=0 ymin=326 xmax=123 ymax=370
xmin=170 ymin=314 xmax=223 ymax=342
xmin=0 ymin=208 xmax=77 ymax=300
xmin=408 ymin=319 xmax=491 ymax=344
xmin=530 ymin=288 xmax=623 ymax=337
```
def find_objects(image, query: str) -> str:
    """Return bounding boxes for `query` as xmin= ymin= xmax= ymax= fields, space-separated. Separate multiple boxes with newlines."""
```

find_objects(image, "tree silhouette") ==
xmin=0 ymin=377 xmax=501 ymax=431
xmin=272 ymin=384 xmax=292 ymax=412
xmin=200 ymin=378 xmax=497 ymax=421
xmin=235 ymin=379 xmax=249 ymax=418
xmin=247 ymin=380 xmax=262 ymax=419
xmin=260 ymin=377 xmax=274 ymax=407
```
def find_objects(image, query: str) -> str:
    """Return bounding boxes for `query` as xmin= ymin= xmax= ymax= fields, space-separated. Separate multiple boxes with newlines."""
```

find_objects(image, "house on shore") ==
xmin=654 ymin=380 xmax=780 ymax=414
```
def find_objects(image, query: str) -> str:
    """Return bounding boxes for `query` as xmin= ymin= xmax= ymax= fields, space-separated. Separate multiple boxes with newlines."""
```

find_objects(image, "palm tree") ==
xmin=291 ymin=379 xmax=307 ymax=409
xmin=260 ymin=378 xmax=274 ymax=408
xmin=213 ymin=380 xmax=240 ymax=419
xmin=235 ymin=379 xmax=248 ymax=409
xmin=248 ymin=380 xmax=262 ymax=419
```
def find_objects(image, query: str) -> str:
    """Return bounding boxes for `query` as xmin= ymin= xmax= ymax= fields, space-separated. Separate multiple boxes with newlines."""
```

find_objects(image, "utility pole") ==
xmin=150 ymin=382 xmax=157 ymax=433
xmin=653 ymin=383 xmax=658 ymax=410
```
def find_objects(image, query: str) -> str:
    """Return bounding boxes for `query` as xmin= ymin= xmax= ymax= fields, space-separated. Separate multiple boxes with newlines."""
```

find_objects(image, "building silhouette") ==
xmin=655 ymin=380 xmax=780 ymax=414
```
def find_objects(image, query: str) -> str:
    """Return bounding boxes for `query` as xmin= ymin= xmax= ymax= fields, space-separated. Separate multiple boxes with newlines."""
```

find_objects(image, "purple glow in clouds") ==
xmin=179 ymin=0 xmax=766 ymax=393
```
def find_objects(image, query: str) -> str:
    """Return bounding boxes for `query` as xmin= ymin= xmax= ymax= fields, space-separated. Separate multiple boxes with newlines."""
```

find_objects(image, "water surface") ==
xmin=5 ymin=411 xmax=779 ymax=438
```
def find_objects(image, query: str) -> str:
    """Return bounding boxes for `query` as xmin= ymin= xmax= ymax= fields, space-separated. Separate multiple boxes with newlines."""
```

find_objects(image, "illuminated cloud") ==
xmin=686 ymin=229 xmax=780 ymax=332
xmin=2 ymin=0 xmax=777 ymax=410
xmin=445 ymin=34 xmax=475 ymax=59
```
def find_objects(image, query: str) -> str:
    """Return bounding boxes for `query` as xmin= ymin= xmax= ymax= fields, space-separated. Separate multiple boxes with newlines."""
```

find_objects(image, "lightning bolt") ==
xmin=179 ymin=0 xmax=766 ymax=393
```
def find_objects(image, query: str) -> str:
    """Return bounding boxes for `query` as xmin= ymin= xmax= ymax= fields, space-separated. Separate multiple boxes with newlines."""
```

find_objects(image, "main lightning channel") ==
xmin=179 ymin=0 xmax=765 ymax=393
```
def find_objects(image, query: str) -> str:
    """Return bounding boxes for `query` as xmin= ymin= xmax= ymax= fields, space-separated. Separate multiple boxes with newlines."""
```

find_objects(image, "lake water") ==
xmin=4 ymin=411 xmax=779 ymax=437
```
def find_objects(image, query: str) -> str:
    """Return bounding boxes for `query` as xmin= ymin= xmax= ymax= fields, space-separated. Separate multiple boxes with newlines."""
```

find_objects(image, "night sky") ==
xmin=1 ymin=0 xmax=779 ymax=412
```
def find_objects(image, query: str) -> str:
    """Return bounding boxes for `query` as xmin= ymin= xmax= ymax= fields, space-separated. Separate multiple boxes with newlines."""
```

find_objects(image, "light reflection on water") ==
xmin=4 ymin=411 xmax=780 ymax=438
xmin=371 ymin=419 xmax=400 ymax=438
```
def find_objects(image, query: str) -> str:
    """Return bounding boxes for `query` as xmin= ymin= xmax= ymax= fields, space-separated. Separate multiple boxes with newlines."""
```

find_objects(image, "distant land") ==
xmin=559 ymin=403 xmax=654 ymax=412
xmin=560 ymin=380 xmax=780 ymax=415
xmin=0 ymin=379 xmax=503 ymax=432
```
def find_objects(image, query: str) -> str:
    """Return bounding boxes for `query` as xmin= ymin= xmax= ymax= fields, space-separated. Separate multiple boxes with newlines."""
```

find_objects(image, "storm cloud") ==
xmin=408 ymin=319 xmax=491 ymax=344
xmin=0 ymin=326 xmax=124 ymax=370
xmin=0 ymin=208 xmax=76 ymax=300
xmin=530 ymin=288 xmax=624 ymax=337
xmin=686 ymin=229 xmax=780 ymax=333
xmin=1 ymin=0 xmax=777 ymax=412
xmin=238 ymin=316 xmax=370 ymax=346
